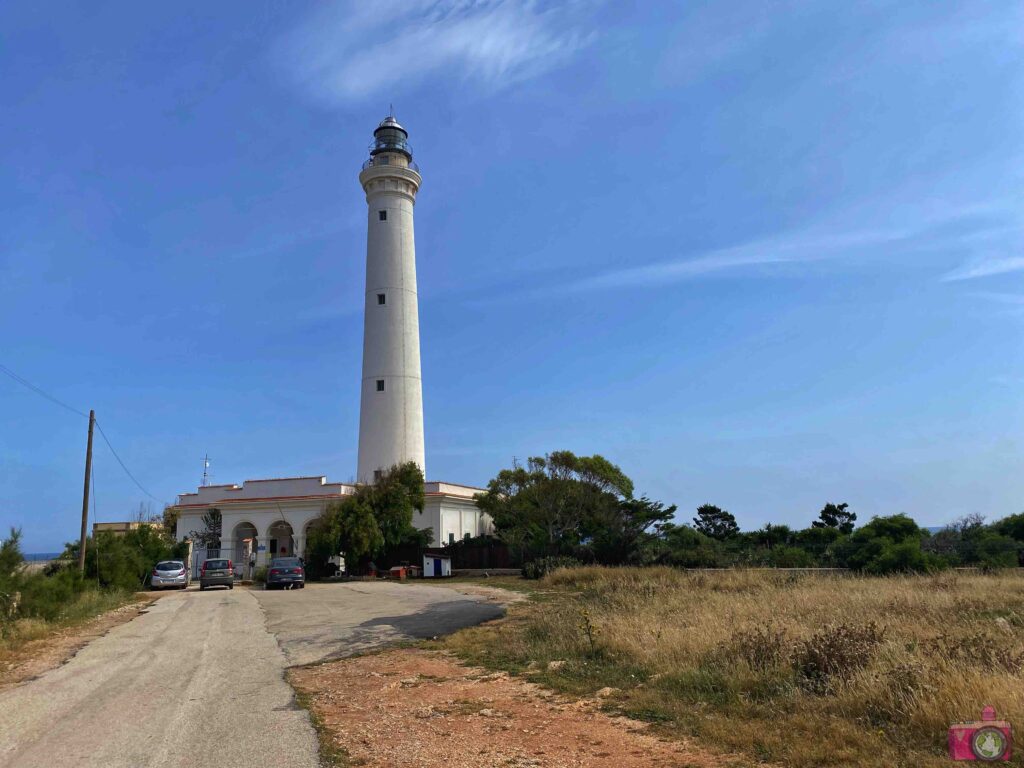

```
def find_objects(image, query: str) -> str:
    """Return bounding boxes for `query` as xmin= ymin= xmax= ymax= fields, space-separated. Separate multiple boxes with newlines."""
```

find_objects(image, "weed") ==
xmin=922 ymin=632 xmax=1024 ymax=672
xmin=792 ymin=622 xmax=886 ymax=692
xmin=719 ymin=624 xmax=790 ymax=671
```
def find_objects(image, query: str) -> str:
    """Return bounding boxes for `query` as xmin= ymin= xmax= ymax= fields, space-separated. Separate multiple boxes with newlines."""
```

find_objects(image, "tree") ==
xmin=188 ymin=508 xmax=222 ymax=549
xmin=586 ymin=495 xmax=677 ymax=565
xmin=475 ymin=451 xmax=631 ymax=559
xmin=692 ymin=504 xmax=739 ymax=540
xmin=655 ymin=523 xmax=722 ymax=567
xmin=475 ymin=451 xmax=673 ymax=565
xmin=62 ymin=526 xmax=187 ymax=590
xmin=833 ymin=514 xmax=939 ymax=574
xmin=993 ymin=513 xmax=1024 ymax=543
xmin=160 ymin=505 xmax=180 ymax=540
xmin=306 ymin=462 xmax=426 ymax=575
xmin=0 ymin=528 xmax=25 ymax=580
xmin=812 ymin=502 xmax=856 ymax=535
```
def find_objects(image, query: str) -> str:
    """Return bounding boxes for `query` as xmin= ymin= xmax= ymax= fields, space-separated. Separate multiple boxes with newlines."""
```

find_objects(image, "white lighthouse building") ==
xmin=356 ymin=116 xmax=425 ymax=483
xmin=170 ymin=115 xmax=492 ymax=566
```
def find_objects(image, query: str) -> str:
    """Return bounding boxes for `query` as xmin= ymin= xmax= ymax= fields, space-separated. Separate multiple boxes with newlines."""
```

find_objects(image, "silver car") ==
xmin=150 ymin=560 xmax=190 ymax=590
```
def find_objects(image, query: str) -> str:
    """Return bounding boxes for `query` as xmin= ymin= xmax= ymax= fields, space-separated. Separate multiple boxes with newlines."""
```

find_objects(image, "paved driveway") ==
xmin=0 ymin=582 xmax=503 ymax=768
xmin=256 ymin=581 xmax=505 ymax=665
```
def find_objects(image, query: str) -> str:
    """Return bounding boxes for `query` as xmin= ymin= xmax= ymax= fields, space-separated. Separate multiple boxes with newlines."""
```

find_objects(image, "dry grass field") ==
xmin=442 ymin=567 xmax=1024 ymax=767
xmin=0 ymin=588 xmax=137 ymax=667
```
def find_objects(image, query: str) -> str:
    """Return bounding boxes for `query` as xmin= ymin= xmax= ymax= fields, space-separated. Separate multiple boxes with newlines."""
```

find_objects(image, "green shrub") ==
xmin=254 ymin=566 xmax=268 ymax=584
xmin=63 ymin=526 xmax=188 ymax=591
xmin=522 ymin=555 xmax=582 ymax=579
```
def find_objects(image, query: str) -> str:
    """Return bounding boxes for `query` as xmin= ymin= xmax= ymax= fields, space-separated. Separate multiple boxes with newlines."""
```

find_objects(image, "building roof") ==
xmin=174 ymin=475 xmax=483 ymax=510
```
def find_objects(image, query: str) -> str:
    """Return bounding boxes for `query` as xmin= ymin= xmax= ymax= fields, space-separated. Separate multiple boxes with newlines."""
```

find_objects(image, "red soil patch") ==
xmin=290 ymin=649 xmax=742 ymax=768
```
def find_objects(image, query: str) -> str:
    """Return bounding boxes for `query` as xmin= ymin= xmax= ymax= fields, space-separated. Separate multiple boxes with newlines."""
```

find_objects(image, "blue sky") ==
xmin=1 ymin=1 xmax=1022 ymax=552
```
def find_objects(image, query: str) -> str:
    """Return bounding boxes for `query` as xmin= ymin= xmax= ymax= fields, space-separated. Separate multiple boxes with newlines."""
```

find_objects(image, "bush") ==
xmin=720 ymin=624 xmax=790 ymax=671
xmin=766 ymin=545 xmax=816 ymax=568
xmin=63 ymin=526 xmax=187 ymax=591
xmin=522 ymin=556 xmax=582 ymax=580
xmin=792 ymin=622 xmax=886 ymax=692
xmin=254 ymin=566 xmax=268 ymax=584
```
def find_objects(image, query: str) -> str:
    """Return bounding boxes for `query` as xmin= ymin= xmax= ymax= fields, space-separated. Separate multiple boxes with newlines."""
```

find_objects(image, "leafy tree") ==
xmin=655 ymin=523 xmax=722 ymax=567
xmin=692 ymin=504 xmax=739 ymax=540
xmin=766 ymin=544 xmax=816 ymax=568
xmin=973 ymin=533 xmax=1020 ymax=569
xmin=475 ymin=451 xmax=634 ymax=560
xmin=62 ymin=525 xmax=187 ymax=590
xmin=833 ymin=514 xmax=938 ymax=574
xmin=0 ymin=528 xmax=25 ymax=580
xmin=993 ymin=512 xmax=1024 ymax=551
xmin=306 ymin=462 xmax=426 ymax=575
xmin=752 ymin=523 xmax=794 ymax=550
xmin=793 ymin=525 xmax=842 ymax=563
xmin=585 ymin=495 xmax=677 ymax=565
xmin=160 ymin=505 xmax=180 ymax=539
xmin=812 ymin=502 xmax=857 ymax=535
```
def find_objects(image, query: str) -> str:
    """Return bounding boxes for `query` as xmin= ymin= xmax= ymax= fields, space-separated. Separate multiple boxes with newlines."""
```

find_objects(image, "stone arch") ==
xmin=232 ymin=521 xmax=259 ymax=577
xmin=266 ymin=520 xmax=294 ymax=559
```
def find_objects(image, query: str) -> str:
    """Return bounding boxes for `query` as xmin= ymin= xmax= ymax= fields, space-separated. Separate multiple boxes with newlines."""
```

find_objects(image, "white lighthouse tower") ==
xmin=356 ymin=115 xmax=426 ymax=483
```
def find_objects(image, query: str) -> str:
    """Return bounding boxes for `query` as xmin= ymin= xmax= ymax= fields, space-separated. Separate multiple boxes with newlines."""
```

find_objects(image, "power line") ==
xmin=94 ymin=420 xmax=162 ymax=503
xmin=0 ymin=363 xmax=88 ymax=418
xmin=1 ymin=361 xmax=164 ymax=506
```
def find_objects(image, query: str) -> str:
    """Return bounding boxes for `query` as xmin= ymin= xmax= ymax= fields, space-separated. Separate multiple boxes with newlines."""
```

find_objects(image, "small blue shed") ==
xmin=422 ymin=553 xmax=452 ymax=578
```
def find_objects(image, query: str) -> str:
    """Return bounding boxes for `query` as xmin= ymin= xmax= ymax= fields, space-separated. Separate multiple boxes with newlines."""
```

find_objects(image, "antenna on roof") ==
xmin=201 ymin=454 xmax=211 ymax=487
xmin=389 ymin=102 xmax=394 ymax=118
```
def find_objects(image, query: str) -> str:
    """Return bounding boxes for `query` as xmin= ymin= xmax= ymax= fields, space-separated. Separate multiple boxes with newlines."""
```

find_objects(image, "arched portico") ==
xmin=232 ymin=522 xmax=258 ymax=578
xmin=267 ymin=520 xmax=294 ymax=559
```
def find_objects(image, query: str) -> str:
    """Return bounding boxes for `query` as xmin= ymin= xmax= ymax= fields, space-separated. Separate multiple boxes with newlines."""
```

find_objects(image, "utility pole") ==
xmin=78 ymin=409 xmax=95 ymax=574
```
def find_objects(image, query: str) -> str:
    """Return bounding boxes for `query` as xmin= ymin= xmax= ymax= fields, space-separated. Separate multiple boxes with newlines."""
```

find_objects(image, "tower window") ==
xmin=376 ymin=379 xmax=385 ymax=392
xmin=378 ymin=210 xmax=387 ymax=221
xmin=373 ymin=469 xmax=383 ymax=482
xmin=377 ymin=293 xmax=386 ymax=305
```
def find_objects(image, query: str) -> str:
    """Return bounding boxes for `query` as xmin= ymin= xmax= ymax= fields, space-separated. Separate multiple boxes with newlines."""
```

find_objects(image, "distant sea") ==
xmin=25 ymin=552 xmax=62 ymax=562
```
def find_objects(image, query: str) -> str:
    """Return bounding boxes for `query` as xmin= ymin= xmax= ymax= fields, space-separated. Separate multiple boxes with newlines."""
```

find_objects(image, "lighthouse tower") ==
xmin=356 ymin=115 xmax=425 ymax=483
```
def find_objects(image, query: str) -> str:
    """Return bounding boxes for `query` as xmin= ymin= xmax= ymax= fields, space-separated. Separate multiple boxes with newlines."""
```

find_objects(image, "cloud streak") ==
xmin=565 ymin=227 xmax=915 ymax=293
xmin=278 ymin=0 xmax=596 ymax=105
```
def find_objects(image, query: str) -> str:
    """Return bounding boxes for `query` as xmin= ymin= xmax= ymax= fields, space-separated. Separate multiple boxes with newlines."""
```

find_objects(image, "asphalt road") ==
xmin=0 ymin=582 xmax=503 ymax=768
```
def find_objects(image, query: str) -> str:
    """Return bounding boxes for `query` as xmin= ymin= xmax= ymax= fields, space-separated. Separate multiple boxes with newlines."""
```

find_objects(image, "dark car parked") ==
xmin=199 ymin=558 xmax=234 ymax=591
xmin=266 ymin=557 xmax=305 ymax=590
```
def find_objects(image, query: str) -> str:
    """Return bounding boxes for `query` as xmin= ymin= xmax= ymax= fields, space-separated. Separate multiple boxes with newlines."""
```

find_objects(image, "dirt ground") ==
xmin=0 ymin=594 xmax=157 ymax=691
xmin=290 ymin=649 xmax=744 ymax=768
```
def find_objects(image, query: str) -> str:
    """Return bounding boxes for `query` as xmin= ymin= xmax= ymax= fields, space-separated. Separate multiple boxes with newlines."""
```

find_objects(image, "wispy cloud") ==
xmin=942 ymin=256 xmax=1024 ymax=282
xmin=278 ymin=0 xmax=597 ymax=105
xmin=565 ymin=227 xmax=914 ymax=293
xmin=938 ymin=223 xmax=1024 ymax=281
xmin=472 ymin=201 xmax=1016 ymax=301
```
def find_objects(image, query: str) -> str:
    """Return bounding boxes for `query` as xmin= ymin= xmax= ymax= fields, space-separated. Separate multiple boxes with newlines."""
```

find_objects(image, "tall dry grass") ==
xmin=445 ymin=567 xmax=1024 ymax=767
xmin=0 ymin=587 xmax=134 ymax=662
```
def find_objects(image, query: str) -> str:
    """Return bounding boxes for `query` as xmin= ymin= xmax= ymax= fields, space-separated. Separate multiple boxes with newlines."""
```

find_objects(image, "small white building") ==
xmin=172 ymin=476 xmax=491 ymax=568
xmin=422 ymin=553 xmax=452 ymax=578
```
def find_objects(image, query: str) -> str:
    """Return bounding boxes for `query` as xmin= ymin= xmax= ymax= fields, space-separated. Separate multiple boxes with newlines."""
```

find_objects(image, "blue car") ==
xmin=266 ymin=557 xmax=305 ymax=590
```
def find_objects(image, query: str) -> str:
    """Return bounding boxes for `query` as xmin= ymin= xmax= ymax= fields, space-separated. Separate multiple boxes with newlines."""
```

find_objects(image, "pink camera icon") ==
xmin=949 ymin=706 xmax=1012 ymax=761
